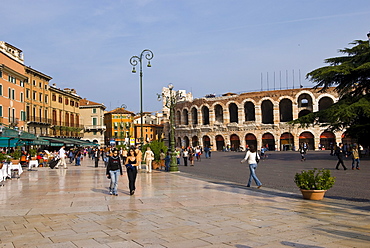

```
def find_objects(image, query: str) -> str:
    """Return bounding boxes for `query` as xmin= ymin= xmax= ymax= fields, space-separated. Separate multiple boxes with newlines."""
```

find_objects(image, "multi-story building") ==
xmin=171 ymin=87 xmax=346 ymax=151
xmin=104 ymin=107 xmax=135 ymax=146
xmin=134 ymin=112 xmax=164 ymax=144
xmin=49 ymin=84 xmax=82 ymax=138
xmin=79 ymin=98 xmax=106 ymax=145
xmin=0 ymin=42 xmax=27 ymax=129
xmin=24 ymin=66 xmax=52 ymax=136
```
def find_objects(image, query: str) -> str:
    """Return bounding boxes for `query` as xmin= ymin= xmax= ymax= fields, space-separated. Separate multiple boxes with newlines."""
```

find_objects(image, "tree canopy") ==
xmin=292 ymin=40 xmax=370 ymax=146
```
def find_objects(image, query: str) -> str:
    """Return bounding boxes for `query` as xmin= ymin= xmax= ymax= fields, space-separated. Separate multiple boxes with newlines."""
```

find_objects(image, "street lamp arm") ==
xmin=130 ymin=56 xmax=140 ymax=67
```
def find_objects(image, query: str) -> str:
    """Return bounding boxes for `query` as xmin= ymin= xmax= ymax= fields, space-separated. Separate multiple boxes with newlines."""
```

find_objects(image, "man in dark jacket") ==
xmin=335 ymin=143 xmax=347 ymax=170
xmin=106 ymin=150 xmax=123 ymax=196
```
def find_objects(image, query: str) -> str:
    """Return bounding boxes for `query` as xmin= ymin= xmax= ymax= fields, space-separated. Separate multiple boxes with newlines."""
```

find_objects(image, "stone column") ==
xmin=273 ymin=102 xmax=279 ymax=124
xmin=238 ymin=104 xmax=244 ymax=124
xmin=255 ymin=105 xmax=262 ymax=124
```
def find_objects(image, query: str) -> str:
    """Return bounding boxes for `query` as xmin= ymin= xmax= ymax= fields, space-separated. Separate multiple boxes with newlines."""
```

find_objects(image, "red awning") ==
xmin=299 ymin=132 xmax=314 ymax=139
xmin=262 ymin=133 xmax=274 ymax=140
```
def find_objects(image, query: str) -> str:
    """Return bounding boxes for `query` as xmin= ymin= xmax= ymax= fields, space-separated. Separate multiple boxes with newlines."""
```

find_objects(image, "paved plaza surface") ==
xmin=0 ymin=155 xmax=370 ymax=248
xmin=180 ymin=150 xmax=370 ymax=202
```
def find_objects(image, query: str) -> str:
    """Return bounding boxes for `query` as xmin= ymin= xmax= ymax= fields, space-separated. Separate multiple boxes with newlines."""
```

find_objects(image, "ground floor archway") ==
xmin=203 ymin=135 xmax=211 ymax=148
xmin=192 ymin=136 xmax=199 ymax=147
xmin=245 ymin=133 xmax=257 ymax=149
xmin=262 ymin=133 xmax=275 ymax=151
xmin=299 ymin=131 xmax=315 ymax=150
xmin=215 ymin=135 xmax=225 ymax=151
xmin=320 ymin=131 xmax=335 ymax=150
xmin=183 ymin=136 xmax=190 ymax=148
xmin=280 ymin=132 xmax=294 ymax=151
xmin=230 ymin=134 xmax=240 ymax=151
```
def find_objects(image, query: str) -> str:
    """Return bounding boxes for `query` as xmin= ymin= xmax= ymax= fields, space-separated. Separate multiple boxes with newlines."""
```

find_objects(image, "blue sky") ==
xmin=1 ymin=0 xmax=370 ymax=113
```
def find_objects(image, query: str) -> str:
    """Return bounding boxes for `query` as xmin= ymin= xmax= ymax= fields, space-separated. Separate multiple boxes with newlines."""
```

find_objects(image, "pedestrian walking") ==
xmin=351 ymin=144 xmax=360 ymax=170
xmin=75 ymin=149 xmax=82 ymax=166
xmin=106 ymin=149 xmax=123 ymax=196
xmin=241 ymin=145 xmax=262 ymax=188
xmin=159 ymin=149 xmax=166 ymax=170
xmin=94 ymin=148 xmax=100 ymax=167
xmin=335 ymin=143 xmax=347 ymax=170
xmin=164 ymin=151 xmax=171 ymax=171
xmin=143 ymin=147 xmax=154 ymax=173
xmin=188 ymin=147 xmax=195 ymax=166
xmin=126 ymin=148 xmax=138 ymax=195
xmin=55 ymin=146 xmax=67 ymax=169
xmin=135 ymin=146 xmax=142 ymax=170
xmin=182 ymin=148 xmax=188 ymax=166
xmin=299 ymin=144 xmax=306 ymax=161
xmin=121 ymin=148 xmax=127 ymax=164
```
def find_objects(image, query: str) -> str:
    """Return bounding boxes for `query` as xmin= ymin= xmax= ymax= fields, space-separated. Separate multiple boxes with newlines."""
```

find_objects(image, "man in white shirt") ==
xmin=55 ymin=146 xmax=67 ymax=169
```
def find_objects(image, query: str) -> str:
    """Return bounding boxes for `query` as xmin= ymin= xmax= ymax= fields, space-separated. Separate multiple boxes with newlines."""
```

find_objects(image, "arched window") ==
xmin=214 ymin=104 xmax=223 ymax=124
xmin=244 ymin=102 xmax=255 ymax=121
xmin=229 ymin=103 xmax=238 ymax=123
xmin=202 ymin=106 xmax=210 ymax=125
xmin=191 ymin=107 xmax=198 ymax=125
xmin=279 ymin=98 xmax=293 ymax=122
xmin=261 ymin=100 xmax=274 ymax=124
xmin=182 ymin=109 xmax=189 ymax=125
xmin=319 ymin=97 xmax=334 ymax=123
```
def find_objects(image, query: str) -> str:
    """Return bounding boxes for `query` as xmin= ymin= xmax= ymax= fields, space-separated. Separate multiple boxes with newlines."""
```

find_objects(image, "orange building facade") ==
xmin=0 ymin=42 xmax=27 ymax=129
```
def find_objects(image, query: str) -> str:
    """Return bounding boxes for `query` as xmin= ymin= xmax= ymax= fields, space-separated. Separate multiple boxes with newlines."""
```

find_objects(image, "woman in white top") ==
xmin=241 ymin=145 xmax=262 ymax=188
xmin=143 ymin=147 xmax=154 ymax=173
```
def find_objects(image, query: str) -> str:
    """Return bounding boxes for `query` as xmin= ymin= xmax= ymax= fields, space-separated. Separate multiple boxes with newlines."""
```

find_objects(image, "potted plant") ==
xmin=29 ymin=148 xmax=37 ymax=160
xmin=294 ymin=168 xmax=336 ymax=200
xmin=10 ymin=150 xmax=22 ymax=164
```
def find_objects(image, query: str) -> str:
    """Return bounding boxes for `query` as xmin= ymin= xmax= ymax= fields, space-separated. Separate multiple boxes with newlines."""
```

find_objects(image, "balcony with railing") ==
xmin=84 ymin=125 xmax=106 ymax=131
xmin=27 ymin=116 xmax=52 ymax=125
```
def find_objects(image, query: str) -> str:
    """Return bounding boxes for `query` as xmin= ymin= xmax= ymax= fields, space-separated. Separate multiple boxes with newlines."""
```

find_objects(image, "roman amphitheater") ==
xmin=172 ymin=87 xmax=348 ymax=151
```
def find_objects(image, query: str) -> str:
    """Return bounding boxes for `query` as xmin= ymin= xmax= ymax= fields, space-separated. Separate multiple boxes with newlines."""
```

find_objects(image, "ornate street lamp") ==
xmin=119 ymin=104 xmax=127 ymax=146
xmin=130 ymin=49 xmax=154 ymax=147
xmin=158 ymin=84 xmax=184 ymax=172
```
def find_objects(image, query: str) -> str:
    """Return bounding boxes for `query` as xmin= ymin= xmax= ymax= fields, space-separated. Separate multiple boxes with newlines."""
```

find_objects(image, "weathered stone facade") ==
xmin=174 ymin=87 xmax=345 ymax=151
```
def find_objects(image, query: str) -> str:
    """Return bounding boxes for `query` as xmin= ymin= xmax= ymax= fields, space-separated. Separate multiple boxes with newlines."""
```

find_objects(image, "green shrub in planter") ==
xmin=294 ymin=168 xmax=335 ymax=190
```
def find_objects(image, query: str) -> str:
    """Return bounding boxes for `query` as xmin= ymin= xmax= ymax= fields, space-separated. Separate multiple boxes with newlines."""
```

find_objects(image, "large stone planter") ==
xmin=300 ymin=189 xmax=327 ymax=200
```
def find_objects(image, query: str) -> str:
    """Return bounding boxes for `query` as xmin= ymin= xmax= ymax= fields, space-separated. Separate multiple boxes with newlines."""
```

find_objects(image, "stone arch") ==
xmin=262 ymin=133 xmax=275 ymax=151
xmin=245 ymin=133 xmax=257 ymax=149
xmin=214 ymin=104 xmax=224 ymax=124
xmin=280 ymin=132 xmax=294 ymax=151
xmin=261 ymin=100 xmax=274 ymax=124
xmin=203 ymin=135 xmax=211 ymax=148
xmin=318 ymin=96 xmax=334 ymax=123
xmin=182 ymin=109 xmax=189 ymax=125
xmin=279 ymin=98 xmax=293 ymax=122
xmin=183 ymin=136 xmax=190 ymax=148
xmin=320 ymin=131 xmax=335 ymax=150
xmin=191 ymin=107 xmax=198 ymax=125
xmin=176 ymin=110 xmax=181 ymax=125
xmin=192 ymin=136 xmax=199 ymax=147
xmin=244 ymin=101 xmax=255 ymax=121
xmin=177 ymin=137 xmax=182 ymax=147
xmin=297 ymin=92 xmax=313 ymax=110
xmin=230 ymin=134 xmax=240 ymax=151
xmin=228 ymin=102 xmax=238 ymax=123
xmin=201 ymin=105 xmax=210 ymax=125
xmin=215 ymin=135 xmax=225 ymax=151
xmin=299 ymin=131 xmax=315 ymax=150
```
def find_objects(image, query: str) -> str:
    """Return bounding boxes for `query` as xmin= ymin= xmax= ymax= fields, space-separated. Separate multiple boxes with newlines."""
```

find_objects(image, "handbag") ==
xmin=256 ymin=152 xmax=260 ymax=163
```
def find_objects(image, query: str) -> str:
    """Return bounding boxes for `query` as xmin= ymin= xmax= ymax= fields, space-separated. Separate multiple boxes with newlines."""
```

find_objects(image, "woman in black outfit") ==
xmin=106 ymin=150 xmax=123 ymax=196
xmin=126 ymin=148 xmax=138 ymax=195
